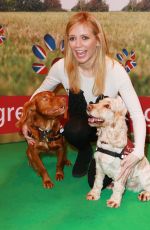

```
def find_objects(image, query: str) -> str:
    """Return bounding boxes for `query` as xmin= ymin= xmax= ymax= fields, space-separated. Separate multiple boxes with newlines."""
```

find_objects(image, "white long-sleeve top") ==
xmin=33 ymin=57 xmax=146 ymax=159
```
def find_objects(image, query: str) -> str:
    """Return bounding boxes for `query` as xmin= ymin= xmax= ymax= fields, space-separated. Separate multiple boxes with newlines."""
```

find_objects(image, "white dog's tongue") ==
xmin=88 ymin=117 xmax=103 ymax=123
xmin=88 ymin=117 xmax=95 ymax=123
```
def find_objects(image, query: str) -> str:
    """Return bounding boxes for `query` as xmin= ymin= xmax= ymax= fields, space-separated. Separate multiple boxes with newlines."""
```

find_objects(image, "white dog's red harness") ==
xmin=96 ymin=138 xmax=134 ymax=160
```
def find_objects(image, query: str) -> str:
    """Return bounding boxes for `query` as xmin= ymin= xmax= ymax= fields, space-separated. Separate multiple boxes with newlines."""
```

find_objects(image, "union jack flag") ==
xmin=116 ymin=53 xmax=123 ymax=62
xmin=0 ymin=35 xmax=6 ymax=45
xmin=32 ymin=45 xmax=47 ymax=60
xmin=32 ymin=63 xmax=48 ymax=74
xmin=44 ymin=34 xmax=56 ymax=51
xmin=59 ymin=39 xmax=64 ymax=53
xmin=116 ymin=48 xmax=137 ymax=73
xmin=0 ymin=25 xmax=4 ymax=34
xmin=130 ymin=50 xmax=135 ymax=60
xmin=122 ymin=48 xmax=128 ymax=57
xmin=32 ymin=33 xmax=64 ymax=75
xmin=125 ymin=60 xmax=137 ymax=73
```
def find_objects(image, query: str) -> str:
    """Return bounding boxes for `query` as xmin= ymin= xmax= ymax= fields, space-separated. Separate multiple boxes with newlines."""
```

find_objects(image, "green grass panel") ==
xmin=0 ymin=142 xmax=150 ymax=230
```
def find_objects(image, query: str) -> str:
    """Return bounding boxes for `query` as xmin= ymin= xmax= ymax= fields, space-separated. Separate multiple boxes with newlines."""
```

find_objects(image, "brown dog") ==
xmin=16 ymin=91 xmax=71 ymax=189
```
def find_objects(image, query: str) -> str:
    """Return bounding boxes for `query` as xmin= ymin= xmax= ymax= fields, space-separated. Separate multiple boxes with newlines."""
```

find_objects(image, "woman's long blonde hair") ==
xmin=64 ymin=11 xmax=109 ymax=96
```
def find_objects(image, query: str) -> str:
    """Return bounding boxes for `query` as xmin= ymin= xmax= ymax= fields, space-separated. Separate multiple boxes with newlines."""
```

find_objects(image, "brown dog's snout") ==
xmin=87 ymin=104 xmax=93 ymax=112
xmin=59 ymin=97 xmax=66 ymax=107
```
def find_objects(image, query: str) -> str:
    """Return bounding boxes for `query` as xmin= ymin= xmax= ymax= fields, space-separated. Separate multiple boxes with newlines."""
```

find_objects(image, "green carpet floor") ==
xmin=0 ymin=142 xmax=150 ymax=230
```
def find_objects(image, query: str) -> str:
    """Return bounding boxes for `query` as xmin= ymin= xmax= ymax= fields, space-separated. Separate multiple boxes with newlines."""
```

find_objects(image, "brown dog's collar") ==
xmin=37 ymin=126 xmax=64 ymax=143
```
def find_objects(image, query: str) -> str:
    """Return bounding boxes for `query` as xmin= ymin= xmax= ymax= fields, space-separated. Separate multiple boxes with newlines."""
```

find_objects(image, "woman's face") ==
xmin=68 ymin=23 xmax=99 ymax=66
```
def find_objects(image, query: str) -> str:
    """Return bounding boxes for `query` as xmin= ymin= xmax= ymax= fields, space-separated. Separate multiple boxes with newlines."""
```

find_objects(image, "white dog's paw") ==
xmin=107 ymin=199 xmax=120 ymax=208
xmin=138 ymin=191 xmax=150 ymax=201
xmin=86 ymin=192 xmax=100 ymax=200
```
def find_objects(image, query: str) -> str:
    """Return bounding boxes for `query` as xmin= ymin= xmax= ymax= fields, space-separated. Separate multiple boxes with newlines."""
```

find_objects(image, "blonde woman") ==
xmin=23 ymin=12 xmax=146 ymax=189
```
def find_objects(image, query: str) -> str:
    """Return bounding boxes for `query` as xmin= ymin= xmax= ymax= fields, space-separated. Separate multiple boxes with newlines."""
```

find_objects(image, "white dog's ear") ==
xmin=114 ymin=96 xmax=127 ymax=116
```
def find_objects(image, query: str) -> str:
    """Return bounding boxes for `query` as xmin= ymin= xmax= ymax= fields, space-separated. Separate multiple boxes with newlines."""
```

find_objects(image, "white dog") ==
xmin=86 ymin=96 xmax=150 ymax=208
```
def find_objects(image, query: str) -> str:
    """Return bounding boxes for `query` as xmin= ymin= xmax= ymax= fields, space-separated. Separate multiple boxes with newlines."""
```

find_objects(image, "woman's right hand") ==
xmin=22 ymin=124 xmax=35 ymax=145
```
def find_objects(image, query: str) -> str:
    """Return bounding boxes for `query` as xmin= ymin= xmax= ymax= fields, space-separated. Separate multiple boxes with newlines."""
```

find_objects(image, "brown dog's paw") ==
xmin=107 ymin=199 xmax=120 ymax=208
xmin=64 ymin=159 xmax=72 ymax=166
xmin=28 ymin=160 xmax=32 ymax=167
xmin=56 ymin=172 xmax=64 ymax=181
xmin=43 ymin=180 xmax=54 ymax=189
xmin=138 ymin=191 xmax=150 ymax=201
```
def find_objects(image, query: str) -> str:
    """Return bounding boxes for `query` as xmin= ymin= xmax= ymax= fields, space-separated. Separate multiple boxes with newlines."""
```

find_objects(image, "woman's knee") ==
xmin=64 ymin=117 xmax=91 ymax=145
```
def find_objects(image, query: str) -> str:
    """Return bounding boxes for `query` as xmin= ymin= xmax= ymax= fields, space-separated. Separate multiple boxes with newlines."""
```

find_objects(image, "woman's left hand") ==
xmin=117 ymin=153 xmax=141 ymax=185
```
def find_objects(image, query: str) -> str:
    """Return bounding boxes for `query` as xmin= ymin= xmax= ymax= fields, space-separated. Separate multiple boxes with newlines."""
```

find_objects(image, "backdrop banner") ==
xmin=128 ymin=96 xmax=150 ymax=137
xmin=0 ymin=96 xmax=30 ymax=134
xmin=0 ymin=96 xmax=150 ymax=140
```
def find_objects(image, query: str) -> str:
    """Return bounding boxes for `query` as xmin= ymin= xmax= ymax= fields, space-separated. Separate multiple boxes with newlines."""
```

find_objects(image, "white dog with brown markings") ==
xmin=86 ymin=96 xmax=150 ymax=208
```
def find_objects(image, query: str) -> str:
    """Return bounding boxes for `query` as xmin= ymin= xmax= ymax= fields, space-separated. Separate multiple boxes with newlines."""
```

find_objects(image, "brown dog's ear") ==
xmin=16 ymin=100 xmax=36 ymax=129
xmin=64 ymin=106 xmax=68 ymax=120
xmin=64 ymin=97 xmax=68 ymax=120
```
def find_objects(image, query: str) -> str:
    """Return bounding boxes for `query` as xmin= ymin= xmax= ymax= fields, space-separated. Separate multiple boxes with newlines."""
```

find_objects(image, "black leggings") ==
xmin=64 ymin=116 xmax=112 ymax=188
xmin=64 ymin=116 xmax=97 ymax=149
